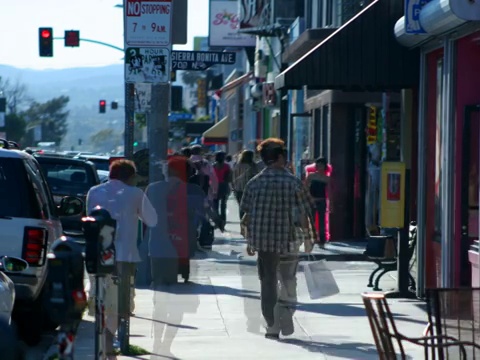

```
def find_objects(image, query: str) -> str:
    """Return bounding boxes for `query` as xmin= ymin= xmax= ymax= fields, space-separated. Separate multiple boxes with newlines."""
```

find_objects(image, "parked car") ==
xmin=97 ymin=169 xmax=109 ymax=183
xmin=0 ymin=256 xmax=29 ymax=325
xmin=34 ymin=155 xmax=101 ymax=235
xmin=0 ymin=141 xmax=83 ymax=344
xmin=74 ymin=154 xmax=111 ymax=171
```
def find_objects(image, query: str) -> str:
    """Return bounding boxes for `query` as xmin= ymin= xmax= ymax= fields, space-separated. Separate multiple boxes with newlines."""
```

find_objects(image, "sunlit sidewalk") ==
xmin=73 ymin=264 xmax=428 ymax=360
xmin=72 ymin=199 xmax=427 ymax=359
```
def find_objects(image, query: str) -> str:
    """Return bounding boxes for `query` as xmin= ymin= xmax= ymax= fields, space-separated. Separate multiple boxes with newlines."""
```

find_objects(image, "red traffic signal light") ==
xmin=39 ymin=27 xmax=53 ymax=57
xmin=41 ymin=29 xmax=51 ymax=38
xmin=99 ymin=100 xmax=106 ymax=113
xmin=65 ymin=30 xmax=80 ymax=47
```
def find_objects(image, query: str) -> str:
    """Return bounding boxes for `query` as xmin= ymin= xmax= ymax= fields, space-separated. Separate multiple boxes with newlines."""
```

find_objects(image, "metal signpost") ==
xmin=172 ymin=50 xmax=236 ymax=71
xmin=122 ymin=0 xmax=173 ymax=353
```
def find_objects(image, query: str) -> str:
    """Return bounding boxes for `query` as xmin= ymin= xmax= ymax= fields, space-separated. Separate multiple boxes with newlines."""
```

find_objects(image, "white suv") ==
xmin=0 ymin=141 xmax=82 ymax=343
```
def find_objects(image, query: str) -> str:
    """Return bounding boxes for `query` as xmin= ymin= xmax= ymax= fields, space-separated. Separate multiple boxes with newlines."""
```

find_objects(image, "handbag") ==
xmin=303 ymin=258 xmax=340 ymax=299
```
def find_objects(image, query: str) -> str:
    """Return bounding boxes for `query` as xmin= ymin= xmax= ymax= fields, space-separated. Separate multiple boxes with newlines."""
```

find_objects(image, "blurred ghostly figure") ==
xmin=146 ymin=156 xmax=205 ymax=286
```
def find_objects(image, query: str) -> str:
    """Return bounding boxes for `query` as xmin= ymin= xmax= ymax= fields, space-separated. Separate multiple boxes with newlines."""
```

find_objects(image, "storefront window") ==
xmin=292 ymin=115 xmax=313 ymax=177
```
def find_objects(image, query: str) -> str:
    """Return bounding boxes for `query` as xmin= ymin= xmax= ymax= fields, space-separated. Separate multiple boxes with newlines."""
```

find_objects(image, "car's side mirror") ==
xmin=58 ymin=196 xmax=84 ymax=216
xmin=0 ymin=256 xmax=29 ymax=273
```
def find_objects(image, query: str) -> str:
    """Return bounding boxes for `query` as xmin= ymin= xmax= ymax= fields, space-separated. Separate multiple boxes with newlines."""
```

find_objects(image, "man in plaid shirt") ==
xmin=240 ymin=138 xmax=316 ymax=339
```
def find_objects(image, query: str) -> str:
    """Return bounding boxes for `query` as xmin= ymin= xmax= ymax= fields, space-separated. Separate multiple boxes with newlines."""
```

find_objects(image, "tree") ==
xmin=90 ymin=128 xmax=122 ymax=153
xmin=181 ymin=71 xmax=202 ymax=87
xmin=0 ymin=76 xmax=32 ymax=114
xmin=23 ymin=96 xmax=69 ymax=146
xmin=1 ymin=113 xmax=26 ymax=143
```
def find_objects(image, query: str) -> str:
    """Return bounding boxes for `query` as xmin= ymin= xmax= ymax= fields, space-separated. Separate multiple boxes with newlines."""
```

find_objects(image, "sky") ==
xmin=0 ymin=0 xmax=210 ymax=70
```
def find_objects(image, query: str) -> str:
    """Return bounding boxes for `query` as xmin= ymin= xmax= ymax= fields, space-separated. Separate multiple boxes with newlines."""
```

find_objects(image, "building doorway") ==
xmin=460 ymin=104 xmax=480 ymax=285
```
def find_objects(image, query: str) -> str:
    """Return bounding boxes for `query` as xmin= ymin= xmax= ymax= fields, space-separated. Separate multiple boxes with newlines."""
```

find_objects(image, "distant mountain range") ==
xmin=0 ymin=64 xmax=131 ymax=150
xmin=0 ymin=64 xmax=125 ymax=106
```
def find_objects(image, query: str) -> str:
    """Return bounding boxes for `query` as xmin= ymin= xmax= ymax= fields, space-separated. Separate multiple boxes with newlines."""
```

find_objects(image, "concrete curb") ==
xmin=299 ymin=253 xmax=368 ymax=262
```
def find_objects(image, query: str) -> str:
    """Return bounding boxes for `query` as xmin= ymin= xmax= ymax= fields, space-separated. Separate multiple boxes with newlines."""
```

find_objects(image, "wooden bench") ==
xmin=364 ymin=223 xmax=417 ymax=291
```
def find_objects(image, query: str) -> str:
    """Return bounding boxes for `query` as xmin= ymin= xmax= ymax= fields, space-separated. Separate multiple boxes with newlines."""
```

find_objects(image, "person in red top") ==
xmin=305 ymin=160 xmax=333 ymax=243
xmin=213 ymin=151 xmax=231 ymax=222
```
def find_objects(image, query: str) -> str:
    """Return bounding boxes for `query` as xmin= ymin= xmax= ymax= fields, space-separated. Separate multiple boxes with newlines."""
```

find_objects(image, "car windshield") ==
xmin=0 ymin=158 xmax=42 ymax=218
xmin=40 ymin=163 xmax=94 ymax=196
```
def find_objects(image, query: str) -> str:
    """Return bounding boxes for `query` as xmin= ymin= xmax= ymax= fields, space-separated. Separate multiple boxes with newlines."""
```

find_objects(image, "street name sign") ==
xmin=171 ymin=51 xmax=236 ymax=71
xmin=125 ymin=0 xmax=172 ymax=46
xmin=125 ymin=47 xmax=170 ymax=84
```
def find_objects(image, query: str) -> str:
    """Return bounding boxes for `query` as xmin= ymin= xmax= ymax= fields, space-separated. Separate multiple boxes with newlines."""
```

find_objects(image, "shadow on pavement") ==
xmin=133 ymin=315 xmax=198 ymax=330
xmin=280 ymin=338 xmax=413 ymax=359
xmin=296 ymin=302 xmax=370 ymax=317
xmin=153 ymin=281 xmax=259 ymax=300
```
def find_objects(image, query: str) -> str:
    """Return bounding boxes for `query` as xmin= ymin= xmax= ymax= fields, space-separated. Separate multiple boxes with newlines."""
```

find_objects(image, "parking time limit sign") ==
xmin=125 ymin=0 xmax=172 ymax=46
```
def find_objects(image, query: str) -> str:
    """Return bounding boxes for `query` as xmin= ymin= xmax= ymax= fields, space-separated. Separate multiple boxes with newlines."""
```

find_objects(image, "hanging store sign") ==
xmin=209 ymin=0 xmax=256 ymax=47
xmin=367 ymin=106 xmax=377 ymax=145
xmin=404 ymin=0 xmax=431 ymax=34
xmin=262 ymin=82 xmax=276 ymax=107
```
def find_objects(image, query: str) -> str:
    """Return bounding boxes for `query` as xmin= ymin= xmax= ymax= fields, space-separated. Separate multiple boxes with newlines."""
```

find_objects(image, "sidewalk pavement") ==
xmin=72 ymin=262 xmax=428 ymax=359
xmin=71 ymin=200 xmax=428 ymax=360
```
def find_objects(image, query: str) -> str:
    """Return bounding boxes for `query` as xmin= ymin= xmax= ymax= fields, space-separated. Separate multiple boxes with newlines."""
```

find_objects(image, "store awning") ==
xmin=185 ymin=122 xmax=214 ymax=138
xmin=275 ymin=0 xmax=419 ymax=91
xmin=202 ymin=117 xmax=229 ymax=145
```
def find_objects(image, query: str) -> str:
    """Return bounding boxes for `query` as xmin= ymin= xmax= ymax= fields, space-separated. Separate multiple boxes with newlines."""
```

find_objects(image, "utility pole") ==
xmin=124 ymin=83 xmax=135 ymax=159
xmin=148 ymin=84 xmax=170 ymax=182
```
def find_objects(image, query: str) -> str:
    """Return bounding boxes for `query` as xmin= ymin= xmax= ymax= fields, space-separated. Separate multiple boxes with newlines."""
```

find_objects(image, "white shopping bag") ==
xmin=303 ymin=259 xmax=340 ymax=299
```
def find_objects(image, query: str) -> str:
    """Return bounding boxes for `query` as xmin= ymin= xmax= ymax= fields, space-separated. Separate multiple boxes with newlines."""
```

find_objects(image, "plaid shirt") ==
xmin=232 ymin=162 xmax=258 ymax=192
xmin=240 ymin=167 xmax=317 ymax=254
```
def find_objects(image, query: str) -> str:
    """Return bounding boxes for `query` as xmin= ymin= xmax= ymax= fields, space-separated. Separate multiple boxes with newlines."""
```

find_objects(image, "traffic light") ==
xmin=39 ymin=27 xmax=53 ymax=57
xmin=111 ymin=101 xmax=118 ymax=110
xmin=65 ymin=30 xmax=80 ymax=47
xmin=99 ymin=100 xmax=106 ymax=113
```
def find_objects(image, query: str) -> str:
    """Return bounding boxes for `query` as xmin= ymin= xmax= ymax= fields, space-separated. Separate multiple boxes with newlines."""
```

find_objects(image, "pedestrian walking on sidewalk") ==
xmin=86 ymin=159 xmax=158 ymax=357
xmin=305 ymin=157 xmax=330 ymax=247
xmin=145 ymin=156 xmax=206 ymax=286
xmin=189 ymin=145 xmax=219 ymax=250
xmin=240 ymin=138 xmax=316 ymax=339
xmin=232 ymin=150 xmax=258 ymax=220
xmin=213 ymin=151 xmax=231 ymax=223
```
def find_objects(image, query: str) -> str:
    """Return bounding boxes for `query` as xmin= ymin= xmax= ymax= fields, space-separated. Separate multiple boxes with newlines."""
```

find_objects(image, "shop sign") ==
xmin=405 ymin=0 xmax=431 ymax=34
xmin=367 ymin=106 xmax=377 ymax=145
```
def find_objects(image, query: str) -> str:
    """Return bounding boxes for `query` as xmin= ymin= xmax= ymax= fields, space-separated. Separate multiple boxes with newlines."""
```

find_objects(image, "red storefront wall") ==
xmin=453 ymin=32 xmax=480 ymax=286
xmin=425 ymin=48 xmax=443 ymax=288
xmin=424 ymin=31 xmax=480 ymax=288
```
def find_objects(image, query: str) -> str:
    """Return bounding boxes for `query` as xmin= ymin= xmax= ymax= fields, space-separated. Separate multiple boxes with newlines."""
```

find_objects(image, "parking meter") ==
xmin=46 ymin=236 xmax=86 ymax=325
xmin=82 ymin=207 xmax=116 ymax=275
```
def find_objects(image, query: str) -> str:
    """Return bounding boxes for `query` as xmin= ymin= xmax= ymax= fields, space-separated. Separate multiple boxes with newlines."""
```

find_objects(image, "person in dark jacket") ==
xmin=213 ymin=151 xmax=231 ymax=223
